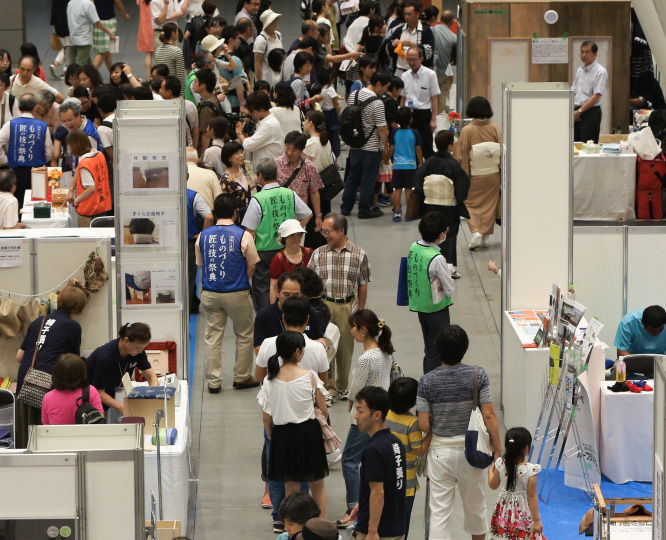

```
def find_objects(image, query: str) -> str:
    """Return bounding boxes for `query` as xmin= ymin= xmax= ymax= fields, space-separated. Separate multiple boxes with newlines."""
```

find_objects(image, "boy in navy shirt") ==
xmin=350 ymin=386 xmax=406 ymax=540
xmin=388 ymin=106 xmax=423 ymax=222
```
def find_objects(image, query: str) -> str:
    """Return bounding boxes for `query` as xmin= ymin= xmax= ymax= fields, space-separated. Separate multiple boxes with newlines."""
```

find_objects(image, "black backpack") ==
xmin=339 ymin=92 xmax=380 ymax=148
xmin=75 ymin=386 xmax=106 ymax=425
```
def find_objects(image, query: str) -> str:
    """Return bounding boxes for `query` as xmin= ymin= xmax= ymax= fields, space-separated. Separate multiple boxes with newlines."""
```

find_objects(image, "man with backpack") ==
xmin=339 ymin=71 xmax=390 ymax=219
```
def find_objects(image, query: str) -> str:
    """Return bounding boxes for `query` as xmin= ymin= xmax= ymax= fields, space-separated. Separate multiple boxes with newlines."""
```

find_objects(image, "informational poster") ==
xmin=120 ymin=207 xmax=179 ymax=249
xmin=557 ymin=297 xmax=586 ymax=342
xmin=532 ymin=38 xmax=569 ymax=64
xmin=506 ymin=310 xmax=547 ymax=343
xmin=119 ymin=152 xmax=179 ymax=193
xmin=122 ymin=267 xmax=179 ymax=307
xmin=0 ymin=240 xmax=23 ymax=268
xmin=564 ymin=375 xmax=601 ymax=491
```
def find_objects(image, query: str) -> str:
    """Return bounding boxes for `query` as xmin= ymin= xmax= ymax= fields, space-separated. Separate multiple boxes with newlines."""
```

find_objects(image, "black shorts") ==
xmin=391 ymin=168 xmax=416 ymax=190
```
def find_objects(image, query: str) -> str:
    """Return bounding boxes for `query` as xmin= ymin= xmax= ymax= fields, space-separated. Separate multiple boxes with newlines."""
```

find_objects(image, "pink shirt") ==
xmin=41 ymin=386 xmax=104 ymax=425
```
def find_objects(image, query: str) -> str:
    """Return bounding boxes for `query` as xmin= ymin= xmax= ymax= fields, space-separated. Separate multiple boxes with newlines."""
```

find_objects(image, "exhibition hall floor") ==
xmin=21 ymin=1 xmax=640 ymax=538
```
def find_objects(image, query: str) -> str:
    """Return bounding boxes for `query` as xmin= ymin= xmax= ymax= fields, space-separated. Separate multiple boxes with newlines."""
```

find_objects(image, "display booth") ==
xmin=457 ymin=0 xmax=631 ymax=132
xmin=0 ymin=229 xmax=114 ymax=384
xmin=113 ymin=100 xmax=189 ymax=379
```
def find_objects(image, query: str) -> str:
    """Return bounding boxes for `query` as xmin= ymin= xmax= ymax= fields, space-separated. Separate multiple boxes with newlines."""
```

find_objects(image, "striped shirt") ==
xmin=348 ymin=88 xmax=386 ymax=152
xmin=385 ymin=410 xmax=423 ymax=496
xmin=154 ymin=43 xmax=186 ymax=93
xmin=308 ymin=240 xmax=371 ymax=299
xmin=416 ymin=364 xmax=492 ymax=438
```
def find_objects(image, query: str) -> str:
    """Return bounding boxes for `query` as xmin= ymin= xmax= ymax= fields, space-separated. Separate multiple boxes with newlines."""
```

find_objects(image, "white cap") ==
xmin=278 ymin=219 xmax=306 ymax=243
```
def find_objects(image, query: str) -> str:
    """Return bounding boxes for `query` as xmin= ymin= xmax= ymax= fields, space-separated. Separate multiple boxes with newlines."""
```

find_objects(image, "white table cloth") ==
xmin=143 ymin=380 xmax=190 ymax=530
xmin=22 ymin=189 xmax=77 ymax=228
xmin=599 ymin=381 xmax=653 ymax=483
xmin=574 ymin=153 xmax=637 ymax=220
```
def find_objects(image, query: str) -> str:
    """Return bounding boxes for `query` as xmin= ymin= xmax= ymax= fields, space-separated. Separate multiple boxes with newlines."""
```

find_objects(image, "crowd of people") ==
xmin=0 ymin=0 xmax=551 ymax=539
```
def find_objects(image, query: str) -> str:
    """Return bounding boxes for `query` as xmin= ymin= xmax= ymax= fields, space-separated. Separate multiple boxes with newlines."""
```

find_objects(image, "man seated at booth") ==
xmin=614 ymin=305 xmax=666 ymax=357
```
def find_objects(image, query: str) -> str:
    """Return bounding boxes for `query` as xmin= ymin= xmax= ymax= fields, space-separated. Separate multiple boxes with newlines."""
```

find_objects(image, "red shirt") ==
xmin=269 ymin=247 xmax=313 ymax=279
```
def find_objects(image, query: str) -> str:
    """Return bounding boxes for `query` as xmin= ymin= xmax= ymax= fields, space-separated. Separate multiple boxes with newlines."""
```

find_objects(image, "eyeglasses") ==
xmin=320 ymin=229 xmax=335 ymax=236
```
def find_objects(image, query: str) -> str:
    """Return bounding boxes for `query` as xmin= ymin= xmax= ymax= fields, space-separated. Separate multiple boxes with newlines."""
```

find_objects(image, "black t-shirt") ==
xmin=237 ymin=39 xmax=254 ymax=74
xmin=54 ymin=125 xmax=73 ymax=172
xmin=253 ymin=301 xmax=324 ymax=348
xmin=383 ymin=95 xmax=399 ymax=129
xmin=17 ymin=310 xmax=82 ymax=392
xmin=83 ymin=102 xmax=101 ymax=125
xmin=86 ymin=339 xmax=152 ymax=403
xmin=356 ymin=428 xmax=406 ymax=537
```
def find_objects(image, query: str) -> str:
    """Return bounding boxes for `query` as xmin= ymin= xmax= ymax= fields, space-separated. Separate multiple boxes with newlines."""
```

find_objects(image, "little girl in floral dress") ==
xmin=488 ymin=427 xmax=544 ymax=540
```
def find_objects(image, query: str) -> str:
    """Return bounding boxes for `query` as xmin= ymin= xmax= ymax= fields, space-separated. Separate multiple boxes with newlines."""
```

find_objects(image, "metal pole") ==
xmin=154 ymin=409 xmax=164 ymax=520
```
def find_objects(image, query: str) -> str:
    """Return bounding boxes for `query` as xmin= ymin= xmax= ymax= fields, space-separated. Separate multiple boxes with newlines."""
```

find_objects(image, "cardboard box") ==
xmin=123 ymin=391 xmax=175 ymax=428
xmin=145 ymin=520 xmax=181 ymax=540
xmin=31 ymin=167 xmax=48 ymax=199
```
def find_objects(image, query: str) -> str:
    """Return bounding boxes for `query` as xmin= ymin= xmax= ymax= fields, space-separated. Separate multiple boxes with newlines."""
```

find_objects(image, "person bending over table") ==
xmin=86 ymin=322 xmax=158 ymax=418
xmin=614 ymin=305 xmax=666 ymax=357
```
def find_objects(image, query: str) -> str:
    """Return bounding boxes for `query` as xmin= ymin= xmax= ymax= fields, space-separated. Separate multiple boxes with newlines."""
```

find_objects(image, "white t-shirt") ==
xmin=97 ymin=113 xmax=114 ymax=149
xmin=0 ymin=191 xmax=19 ymax=229
xmin=78 ymin=150 xmax=98 ymax=187
xmin=269 ymin=106 xmax=302 ymax=139
xmin=320 ymin=86 xmax=337 ymax=111
xmin=253 ymin=31 xmax=283 ymax=82
xmin=304 ymin=137 xmax=333 ymax=173
xmin=257 ymin=370 xmax=325 ymax=425
xmin=256 ymin=334 xmax=329 ymax=375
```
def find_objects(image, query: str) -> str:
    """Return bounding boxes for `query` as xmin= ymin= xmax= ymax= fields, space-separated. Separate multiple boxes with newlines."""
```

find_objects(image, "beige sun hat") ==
xmin=200 ymin=35 xmax=225 ymax=52
xmin=260 ymin=9 xmax=281 ymax=29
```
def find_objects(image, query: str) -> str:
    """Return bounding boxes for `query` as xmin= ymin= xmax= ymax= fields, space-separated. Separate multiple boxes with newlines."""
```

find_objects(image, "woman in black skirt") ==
xmin=259 ymin=331 xmax=329 ymax=517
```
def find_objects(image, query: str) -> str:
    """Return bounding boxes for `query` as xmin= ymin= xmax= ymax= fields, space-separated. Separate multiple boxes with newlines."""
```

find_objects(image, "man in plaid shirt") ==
xmin=308 ymin=213 xmax=371 ymax=404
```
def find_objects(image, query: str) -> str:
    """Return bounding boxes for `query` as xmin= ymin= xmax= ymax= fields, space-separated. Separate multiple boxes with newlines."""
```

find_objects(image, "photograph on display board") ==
xmin=119 ymin=152 xmax=179 ymax=192
xmin=120 ymin=208 xmax=179 ymax=248
xmin=123 ymin=268 xmax=179 ymax=307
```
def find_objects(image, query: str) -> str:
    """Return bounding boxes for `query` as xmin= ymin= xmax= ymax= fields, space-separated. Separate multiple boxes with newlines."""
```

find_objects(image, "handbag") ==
xmin=16 ymin=317 xmax=52 ymax=409
xmin=50 ymin=33 xmax=62 ymax=52
xmin=310 ymin=371 xmax=342 ymax=453
xmin=390 ymin=355 xmax=405 ymax=382
xmin=464 ymin=366 xmax=493 ymax=469
xmin=628 ymin=126 xmax=663 ymax=161
xmin=318 ymin=163 xmax=344 ymax=200
xmin=405 ymin=189 xmax=424 ymax=221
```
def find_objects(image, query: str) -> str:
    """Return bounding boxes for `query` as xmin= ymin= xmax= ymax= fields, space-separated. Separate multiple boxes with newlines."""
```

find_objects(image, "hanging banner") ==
xmin=0 ymin=240 xmax=23 ymax=268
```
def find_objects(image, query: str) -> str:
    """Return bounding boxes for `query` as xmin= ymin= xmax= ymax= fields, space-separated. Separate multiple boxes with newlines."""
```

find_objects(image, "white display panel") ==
xmin=502 ymin=83 xmax=572 ymax=311
xmin=573 ymin=226 xmax=624 ymax=354
xmin=489 ymin=40 xmax=530 ymax=121
xmin=627 ymin=227 xmax=666 ymax=313
xmin=0 ymin=453 xmax=80 ymax=519
xmin=655 ymin=358 xmax=666 ymax=540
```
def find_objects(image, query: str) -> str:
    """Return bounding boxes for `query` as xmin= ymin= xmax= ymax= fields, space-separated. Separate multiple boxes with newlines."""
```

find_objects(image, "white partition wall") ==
xmin=501 ymin=82 xmax=573 ymax=312
xmin=114 ymin=100 xmax=188 ymax=378
xmin=655 ymin=356 xmax=666 ymax=540
xmin=627 ymin=226 xmax=666 ymax=313
xmin=572 ymin=226 xmax=624 ymax=350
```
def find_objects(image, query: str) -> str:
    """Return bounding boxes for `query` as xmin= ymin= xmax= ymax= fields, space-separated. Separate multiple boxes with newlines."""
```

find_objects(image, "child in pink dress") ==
xmin=488 ymin=427 xmax=543 ymax=540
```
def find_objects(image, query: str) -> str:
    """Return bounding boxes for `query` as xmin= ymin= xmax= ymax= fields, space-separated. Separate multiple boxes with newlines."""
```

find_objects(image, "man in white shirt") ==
xmin=388 ymin=1 xmax=435 ymax=75
xmin=401 ymin=47 xmax=439 ymax=158
xmin=0 ymin=171 xmax=27 ymax=230
xmin=97 ymin=94 xmax=116 ymax=161
xmin=572 ymin=40 xmax=608 ymax=144
xmin=9 ymin=57 xmax=65 ymax=104
xmin=67 ymin=0 xmax=116 ymax=65
xmin=235 ymin=91 xmax=284 ymax=170
xmin=0 ymin=73 xmax=19 ymax=127
xmin=255 ymin=296 xmax=329 ymax=383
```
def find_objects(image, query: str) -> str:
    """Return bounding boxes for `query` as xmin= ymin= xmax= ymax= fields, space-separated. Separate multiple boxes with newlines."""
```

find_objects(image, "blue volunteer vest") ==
xmin=82 ymin=118 xmax=104 ymax=151
xmin=7 ymin=117 xmax=48 ymax=169
xmin=199 ymin=224 xmax=250 ymax=293
xmin=187 ymin=189 xmax=201 ymax=239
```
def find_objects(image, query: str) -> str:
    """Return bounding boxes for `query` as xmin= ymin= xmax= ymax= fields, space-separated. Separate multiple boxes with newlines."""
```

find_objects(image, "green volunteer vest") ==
xmin=254 ymin=187 xmax=296 ymax=252
xmin=407 ymin=242 xmax=453 ymax=313
xmin=184 ymin=70 xmax=197 ymax=105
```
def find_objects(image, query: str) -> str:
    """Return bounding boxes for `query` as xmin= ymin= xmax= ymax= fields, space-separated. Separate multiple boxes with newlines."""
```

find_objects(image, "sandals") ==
xmin=335 ymin=513 xmax=353 ymax=529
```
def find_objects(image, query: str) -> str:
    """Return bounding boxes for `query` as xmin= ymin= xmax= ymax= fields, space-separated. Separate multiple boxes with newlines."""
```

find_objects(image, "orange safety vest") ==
xmin=75 ymin=150 xmax=112 ymax=217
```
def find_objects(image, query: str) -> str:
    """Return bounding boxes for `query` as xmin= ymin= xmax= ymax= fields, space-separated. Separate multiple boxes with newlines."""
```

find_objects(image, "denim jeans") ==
xmin=341 ymin=423 xmax=371 ymax=508
xmin=264 ymin=429 xmax=308 ymax=521
xmin=341 ymin=149 xmax=382 ymax=215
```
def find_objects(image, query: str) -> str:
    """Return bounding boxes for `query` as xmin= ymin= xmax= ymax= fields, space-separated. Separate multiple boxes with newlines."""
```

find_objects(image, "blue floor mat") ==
xmin=537 ymin=470 xmax=652 ymax=540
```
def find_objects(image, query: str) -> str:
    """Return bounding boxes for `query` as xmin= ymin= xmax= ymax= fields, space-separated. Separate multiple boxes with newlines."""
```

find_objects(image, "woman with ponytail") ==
xmin=335 ymin=309 xmax=395 ymax=527
xmin=488 ymin=427 xmax=543 ymax=540
xmin=259 ymin=330 xmax=329 ymax=518
xmin=154 ymin=22 xmax=186 ymax=92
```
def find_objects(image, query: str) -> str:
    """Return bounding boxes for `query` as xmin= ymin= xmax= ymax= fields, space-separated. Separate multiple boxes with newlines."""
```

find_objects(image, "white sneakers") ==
xmin=468 ymin=232 xmax=483 ymax=250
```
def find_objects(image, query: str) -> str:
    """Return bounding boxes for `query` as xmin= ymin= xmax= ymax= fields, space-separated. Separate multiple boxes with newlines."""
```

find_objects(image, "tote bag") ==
xmin=628 ymin=126 xmax=663 ymax=161
xmin=464 ymin=366 xmax=493 ymax=469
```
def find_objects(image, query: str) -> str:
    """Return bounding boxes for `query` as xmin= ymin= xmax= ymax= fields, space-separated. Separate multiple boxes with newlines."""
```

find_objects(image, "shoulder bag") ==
xmin=284 ymin=157 xmax=305 ymax=189
xmin=16 ymin=316 xmax=53 ymax=409
xmin=464 ymin=365 xmax=494 ymax=469
xmin=318 ymin=162 xmax=344 ymax=200
xmin=309 ymin=371 xmax=342 ymax=453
